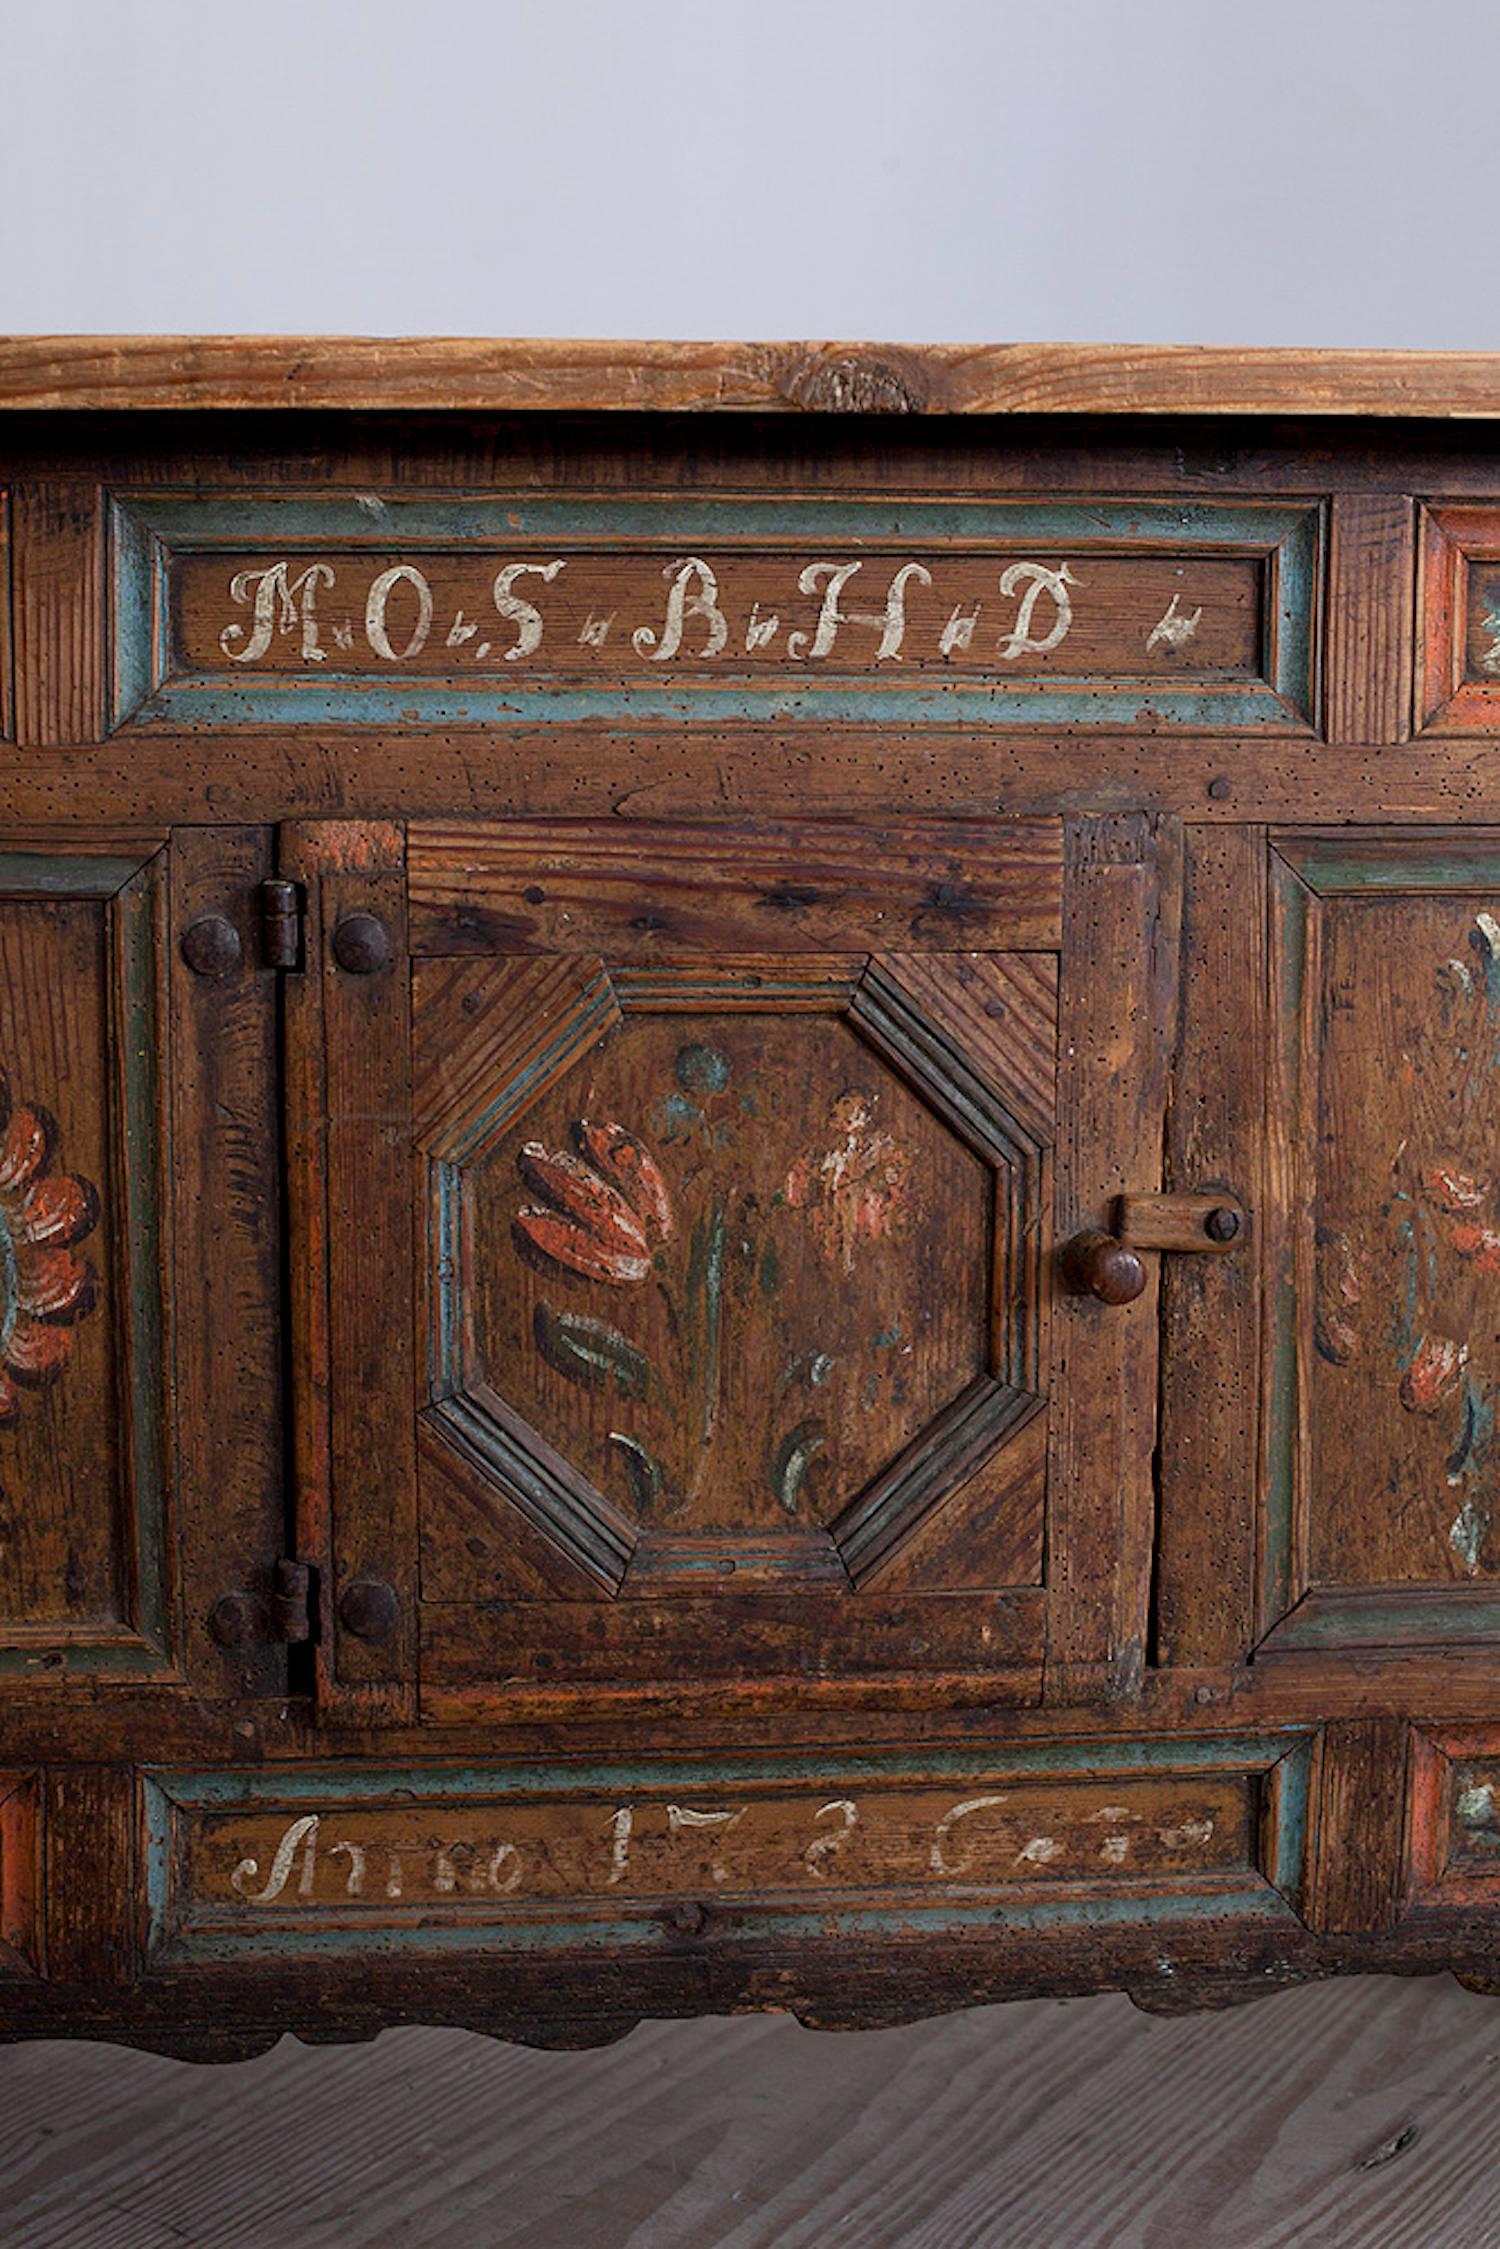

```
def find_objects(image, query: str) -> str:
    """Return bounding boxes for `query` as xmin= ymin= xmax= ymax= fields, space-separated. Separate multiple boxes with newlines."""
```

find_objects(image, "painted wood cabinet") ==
xmin=10 ymin=339 xmax=1500 ymax=2050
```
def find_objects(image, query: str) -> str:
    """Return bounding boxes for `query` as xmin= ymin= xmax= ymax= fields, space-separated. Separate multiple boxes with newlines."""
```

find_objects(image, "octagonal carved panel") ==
xmin=420 ymin=954 xmax=1052 ymax=1596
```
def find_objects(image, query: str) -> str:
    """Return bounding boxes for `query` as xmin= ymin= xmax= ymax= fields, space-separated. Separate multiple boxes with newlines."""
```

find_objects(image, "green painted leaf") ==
xmin=533 ymin=1303 xmax=655 ymax=1398
xmin=608 ymin=1432 xmax=665 ymax=1512
xmin=772 ymin=1418 xmax=827 ymax=1514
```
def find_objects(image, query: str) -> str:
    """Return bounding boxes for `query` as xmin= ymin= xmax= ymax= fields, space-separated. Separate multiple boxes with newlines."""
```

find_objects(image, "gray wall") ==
xmin=1 ymin=0 xmax=1491 ymax=344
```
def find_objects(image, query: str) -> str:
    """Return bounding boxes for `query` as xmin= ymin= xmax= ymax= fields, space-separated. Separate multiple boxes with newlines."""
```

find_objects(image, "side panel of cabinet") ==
xmin=0 ymin=831 xmax=284 ymax=1694
xmin=287 ymin=815 xmax=1178 ymax=1724
xmin=1226 ymin=831 xmax=1500 ymax=1672
xmin=0 ymin=843 xmax=174 ymax=1679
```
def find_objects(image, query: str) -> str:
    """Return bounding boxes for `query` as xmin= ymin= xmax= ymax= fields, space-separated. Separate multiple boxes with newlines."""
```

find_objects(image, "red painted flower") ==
xmin=513 ymin=1122 xmax=672 ymax=1285
xmin=0 ymin=1072 xmax=100 ymax=1425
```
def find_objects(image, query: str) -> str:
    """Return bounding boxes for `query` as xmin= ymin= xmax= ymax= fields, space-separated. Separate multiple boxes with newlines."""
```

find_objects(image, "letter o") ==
xmin=365 ymin=564 xmax=434 ymax=663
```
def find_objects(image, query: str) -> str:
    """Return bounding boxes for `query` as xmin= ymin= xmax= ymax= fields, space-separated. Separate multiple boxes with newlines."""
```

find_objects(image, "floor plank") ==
xmin=2 ymin=1977 xmax=1499 ymax=2246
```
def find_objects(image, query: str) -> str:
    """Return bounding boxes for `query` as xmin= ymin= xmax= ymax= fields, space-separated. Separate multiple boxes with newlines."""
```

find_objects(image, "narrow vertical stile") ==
xmin=299 ymin=823 xmax=416 ymax=1721
xmin=10 ymin=478 xmax=106 ymax=746
xmin=1306 ymin=1718 xmax=1412 ymax=1935
xmin=1154 ymin=825 xmax=1267 ymax=1667
xmin=43 ymin=1766 xmax=135 ymax=1985
xmin=1047 ymin=814 xmax=1180 ymax=1701
xmin=279 ymin=824 xmax=336 ymax=1710
xmin=170 ymin=827 xmax=287 ymax=1695
xmin=1325 ymin=491 xmax=1415 ymax=745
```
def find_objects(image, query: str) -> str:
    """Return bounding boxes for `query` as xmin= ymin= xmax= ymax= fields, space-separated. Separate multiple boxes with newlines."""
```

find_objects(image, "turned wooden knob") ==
xmin=1066 ymin=1230 xmax=1148 ymax=1305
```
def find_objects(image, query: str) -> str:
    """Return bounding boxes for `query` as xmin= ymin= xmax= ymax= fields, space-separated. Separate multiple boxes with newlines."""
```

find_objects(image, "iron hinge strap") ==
xmin=259 ymin=877 xmax=304 ymax=971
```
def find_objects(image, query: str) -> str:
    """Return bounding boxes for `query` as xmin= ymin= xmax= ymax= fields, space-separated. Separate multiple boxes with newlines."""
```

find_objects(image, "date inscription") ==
xmin=196 ymin=1775 xmax=1247 ymax=1917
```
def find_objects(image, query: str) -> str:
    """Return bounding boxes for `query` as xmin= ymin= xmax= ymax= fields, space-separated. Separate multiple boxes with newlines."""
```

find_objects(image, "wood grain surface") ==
xmin=0 ymin=1977 xmax=1496 ymax=2246
xmin=13 ymin=334 xmax=1500 ymax=418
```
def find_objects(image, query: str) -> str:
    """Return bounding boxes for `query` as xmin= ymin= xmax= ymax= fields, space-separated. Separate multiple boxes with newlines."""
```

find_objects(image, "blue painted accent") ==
xmin=432 ymin=1160 xmax=462 ymax=1397
xmin=1267 ymin=1740 xmax=1314 ymax=1900
xmin=141 ymin=1776 xmax=174 ymax=1955
xmin=152 ymin=1886 xmax=1296 ymax=1966
xmin=108 ymin=492 xmax=1322 ymax=734
xmin=148 ymin=1735 xmax=1308 ymax=1809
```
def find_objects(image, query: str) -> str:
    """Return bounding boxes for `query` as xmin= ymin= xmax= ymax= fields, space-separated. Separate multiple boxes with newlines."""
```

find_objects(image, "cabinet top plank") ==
xmin=10 ymin=337 xmax=1500 ymax=417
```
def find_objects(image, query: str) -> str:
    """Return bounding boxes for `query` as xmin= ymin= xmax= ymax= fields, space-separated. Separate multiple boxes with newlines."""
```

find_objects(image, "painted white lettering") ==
xmin=996 ymin=561 xmax=1077 ymax=661
xmin=231 ymin=1813 xmax=320 ymax=1903
xmin=607 ymin=1805 xmax=633 ymax=1886
xmin=666 ymin=1803 xmax=746 ymax=1885
xmin=328 ymin=1840 xmax=366 ymax=1896
xmin=221 ymin=562 xmax=336 ymax=665
xmin=744 ymin=602 xmax=780 ymax=653
xmin=788 ymin=561 xmax=932 ymax=662
xmin=365 ymin=565 xmax=434 ymax=663
xmin=1145 ymin=591 xmax=1203 ymax=652
xmin=633 ymin=558 xmax=729 ymax=662
xmin=577 ymin=610 xmax=615 ymax=649
xmin=930 ymin=1794 xmax=1010 ymax=1877
xmin=488 ymin=1843 xmax=524 ymax=1895
xmin=382 ymin=1843 xmax=422 ymax=1900
xmin=939 ymin=603 xmax=982 ymax=657
xmin=493 ymin=559 xmax=567 ymax=661
xmin=804 ymin=1798 xmax=859 ymax=1879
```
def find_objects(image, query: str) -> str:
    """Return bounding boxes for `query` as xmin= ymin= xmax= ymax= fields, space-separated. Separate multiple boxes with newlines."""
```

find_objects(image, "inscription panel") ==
xmin=143 ymin=1739 xmax=1312 ymax=1962
xmin=110 ymin=495 xmax=1321 ymax=732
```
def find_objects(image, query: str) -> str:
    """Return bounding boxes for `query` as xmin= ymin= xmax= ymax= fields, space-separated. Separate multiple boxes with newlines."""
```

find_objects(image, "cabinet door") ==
xmin=0 ymin=831 xmax=284 ymax=1692
xmin=1253 ymin=831 xmax=1500 ymax=1668
xmin=286 ymin=815 xmax=1178 ymax=1721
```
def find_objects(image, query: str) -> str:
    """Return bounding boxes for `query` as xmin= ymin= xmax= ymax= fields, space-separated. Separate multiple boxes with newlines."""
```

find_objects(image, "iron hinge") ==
xmin=270 ymin=1558 xmax=314 ymax=1644
xmin=207 ymin=1559 xmax=316 ymax=1651
xmin=259 ymin=877 xmax=304 ymax=971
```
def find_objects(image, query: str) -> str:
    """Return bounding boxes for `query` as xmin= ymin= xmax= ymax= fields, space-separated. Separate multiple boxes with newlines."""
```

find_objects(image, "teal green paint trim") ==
xmin=122 ymin=679 xmax=1300 ymax=733
xmin=150 ymin=1884 xmax=1293 ymax=1966
xmin=1263 ymin=854 xmax=1310 ymax=1632
xmin=147 ymin=1733 xmax=1310 ymax=1812
xmin=120 ymin=492 xmax=1319 ymax=552
xmin=1268 ymin=1591 xmax=1500 ymax=1652
xmin=1269 ymin=509 xmax=1322 ymax=721
xmin=1267 ymin=1740 xmax=1314 ymax=1900
xmin=431 ymin=1161 xmax=462 ymax=1397
xmin=1295 ymin=849 xmax=1500 ymax=895
xmin=142 ymin=1776 xmax=173 ymax=1954
xmin=109 ymin=499 xmax=157 ymax=724
xmin=0 ymin=1641 xmax=177 ymax=1679
xmin=118 ymin=867 xmax=171 ymax=1652
xmin=109 ymin=491 xmax=1321 ymax=733
xmin=0 ymin=853 xmax=146 ymax=897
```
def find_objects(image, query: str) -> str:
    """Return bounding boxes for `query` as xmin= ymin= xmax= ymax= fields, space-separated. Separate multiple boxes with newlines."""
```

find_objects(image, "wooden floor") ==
xmin=3 ymin=1975 xmax=1500 ymax=2246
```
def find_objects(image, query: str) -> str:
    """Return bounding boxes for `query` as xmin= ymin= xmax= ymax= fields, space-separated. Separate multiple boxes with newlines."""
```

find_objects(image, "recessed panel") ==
xmin=143 ymin=1739 xmax=1310 ymax=1963
xmin=0 ymin=851 xmax=172 ymax=1678
xmin=111 ymin=494 xmax=1321 ymax=732
xmin=472 ymin=1011 xmax=990 ymax=1535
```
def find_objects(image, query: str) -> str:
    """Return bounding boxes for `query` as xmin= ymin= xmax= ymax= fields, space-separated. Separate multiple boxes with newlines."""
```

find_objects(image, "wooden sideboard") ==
xmin=9 ymin=337 xmax=1500 ymax=2055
